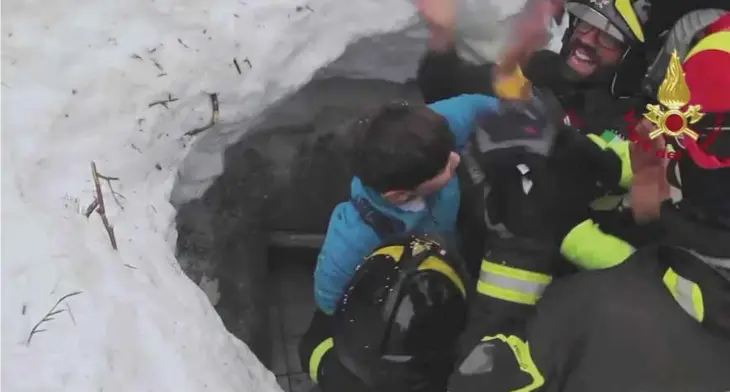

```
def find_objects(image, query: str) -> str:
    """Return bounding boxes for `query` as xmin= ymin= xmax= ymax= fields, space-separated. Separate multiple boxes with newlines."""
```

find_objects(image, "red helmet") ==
xmin=681 ymin=12 xmax=730 ymax=169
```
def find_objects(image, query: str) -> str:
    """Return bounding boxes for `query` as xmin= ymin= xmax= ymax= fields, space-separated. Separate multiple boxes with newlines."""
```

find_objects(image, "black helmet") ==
xmin=565 ymin=0 xmax=653 ymax=45
xmin=332 ymin=234 xmax=469 ymax=392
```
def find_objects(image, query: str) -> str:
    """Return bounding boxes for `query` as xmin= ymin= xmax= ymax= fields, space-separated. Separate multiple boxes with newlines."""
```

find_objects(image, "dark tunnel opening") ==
xmin=173 ymin=75 xmax=422 ymax=390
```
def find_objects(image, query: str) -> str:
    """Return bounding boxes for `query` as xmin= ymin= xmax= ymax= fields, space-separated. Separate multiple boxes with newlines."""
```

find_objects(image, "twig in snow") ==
xmin=177 ymin=38 xmax=189 ymax=49
xmin=84 ymin=199 xmax=99 ymax=217
xmin=233 ymin=58 xmax=242 ymax=74
xmin=148 ymin=93 xmax=178 ymax=109
xmin=97 ymin=174 xmax=119 ymax=181
xmin=243 ymin=58 xmax=252 ymax=68
xmin=65 ymin=303 xmax=77 ymax=326
xmin=102 ymin=176 xmax=126 ymax=210
xmin=26 ymin=291 xmax=83 ymax=345
xmin=130 ymin=53 xmax=143 ymax=60
xmin=184 ymin=93 xmax=220 ymax=136
xmin=91 ymin=162 xmax=118 ymax=250
xmin=152 ymin=59 xmax=164 ymax=72
xmin=124 ymin=264 xmax=137 ymax=269
xmin=95 ymin=173 xmax=125 ymax=209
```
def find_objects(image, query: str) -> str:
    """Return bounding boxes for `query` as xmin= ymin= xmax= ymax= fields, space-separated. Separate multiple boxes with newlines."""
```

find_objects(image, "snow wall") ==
xmin=1 ymin=0 xmax=564 ymax=391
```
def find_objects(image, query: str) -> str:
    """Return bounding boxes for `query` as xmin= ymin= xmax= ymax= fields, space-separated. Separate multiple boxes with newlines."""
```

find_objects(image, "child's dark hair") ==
xmin=350 ymin=102 xmax=455 ymax=193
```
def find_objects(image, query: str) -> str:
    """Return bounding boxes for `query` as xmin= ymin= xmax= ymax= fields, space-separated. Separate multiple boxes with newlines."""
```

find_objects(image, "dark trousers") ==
xmin=298 ymin=310 xmax=371 ymax=392
xmin=456 ymin=163 xmax=489 ymax=281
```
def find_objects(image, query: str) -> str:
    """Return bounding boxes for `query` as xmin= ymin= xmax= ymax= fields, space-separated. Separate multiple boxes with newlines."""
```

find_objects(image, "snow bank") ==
xmin=0 ymin=0 xmax=418 ymax=390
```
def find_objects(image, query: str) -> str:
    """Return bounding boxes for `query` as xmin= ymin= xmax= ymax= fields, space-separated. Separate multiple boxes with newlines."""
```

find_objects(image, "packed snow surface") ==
xmin=0 ymin=0 xmax=419 ymax=390
xmin=1 ymin=0 xmax=561 ymax=390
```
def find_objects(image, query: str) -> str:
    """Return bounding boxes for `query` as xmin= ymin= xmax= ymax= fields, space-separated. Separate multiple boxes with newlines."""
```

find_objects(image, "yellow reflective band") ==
xmin=587 ymin=134 xmax=632 ymax=189
xmin=615 ymin=0 xmax=645 ymax=42
xmin=308 ymin=337 xmax=334 ymax=383
xmin=368 ymin=245 xmax=404 ymax=262
xmin=418 ymin=256 xmax=467 ymax=297
xmin=481 ymin=334 xmax=545 ymax=392
xmin=662 ymin=268 xmax=705 ymax=322
xmin=686 ymin=31 xmax=730 ymax=61
xmin=477 ymin=260 xmax=552 ymax=305
xmin=607 ymin=139 xmax=632 ymax=188
xmin=560 ymin=219 xmax=635 ymax=270
xmin=588 ymin=132 xmax=609 ymax=149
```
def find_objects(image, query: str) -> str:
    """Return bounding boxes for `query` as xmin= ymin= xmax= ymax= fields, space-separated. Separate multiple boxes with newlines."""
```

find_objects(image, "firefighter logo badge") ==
xmin=643 ymin=50 xmax=704 ymax=140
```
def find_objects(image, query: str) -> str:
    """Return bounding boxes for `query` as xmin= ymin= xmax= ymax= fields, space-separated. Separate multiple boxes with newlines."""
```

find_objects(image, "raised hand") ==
xmin=416 ymin=0 xmax=457 ymax=51
xmin=498 ymin=0 xmax=559 ymax=73
xmin=630 ymin=119 xmax=670 ymax=223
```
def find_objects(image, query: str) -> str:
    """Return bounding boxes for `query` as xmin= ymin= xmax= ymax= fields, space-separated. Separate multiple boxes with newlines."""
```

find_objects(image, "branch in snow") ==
xmin=65 ymin=302 xmax=77 ymax=326
xmin=84 ymin=199 xmax=99 ymax=218
xmin=184 ymin=93 xmax=220 ymax=137
xmin=151 ymin=59 xmax=164 ymax=72
xmin=90 ymin=162 xmax=119 ymax=250
xmin=148 ymin=93 xmax=178 ymax=109
xmin=26 ymin=291 xmax=83 ymax=345
xmin=98 ymin=173 xmax=125 ymax=210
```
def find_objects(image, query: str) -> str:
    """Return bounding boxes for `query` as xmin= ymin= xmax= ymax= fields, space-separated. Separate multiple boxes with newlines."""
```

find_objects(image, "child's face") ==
xmin=383 ymin=152 xmax=461 ymax=205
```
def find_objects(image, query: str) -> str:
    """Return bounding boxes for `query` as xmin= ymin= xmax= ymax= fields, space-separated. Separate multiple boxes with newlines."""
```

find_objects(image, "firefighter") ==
xmin=299 ymin=233 xmax=471 ymax=392
xmin=447 ymin=0 xmax=653 ymax=356
xmin=449 ymin=12 xmax=730 ymax=392
xmin=418 ymin=0 xmax=730 ymax=355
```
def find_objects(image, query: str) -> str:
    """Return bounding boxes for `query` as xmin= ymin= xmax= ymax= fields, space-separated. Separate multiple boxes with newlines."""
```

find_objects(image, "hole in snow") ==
xmin=170 ymin=28 xmax=425 ymax=381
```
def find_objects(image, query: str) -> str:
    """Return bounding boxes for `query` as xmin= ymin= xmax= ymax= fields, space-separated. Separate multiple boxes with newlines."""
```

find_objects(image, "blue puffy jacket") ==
xmin=314 ymin=94 xmax=501 ymax=314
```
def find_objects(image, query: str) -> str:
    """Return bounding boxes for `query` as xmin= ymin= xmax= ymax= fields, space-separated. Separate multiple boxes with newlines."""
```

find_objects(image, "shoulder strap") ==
xmin=350 ymin=197 xmax=406 ymax=240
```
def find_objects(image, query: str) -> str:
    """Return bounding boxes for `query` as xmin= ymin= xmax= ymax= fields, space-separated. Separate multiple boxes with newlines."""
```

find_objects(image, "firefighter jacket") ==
xmin=449 ymin=202 xmax=730 ymax=392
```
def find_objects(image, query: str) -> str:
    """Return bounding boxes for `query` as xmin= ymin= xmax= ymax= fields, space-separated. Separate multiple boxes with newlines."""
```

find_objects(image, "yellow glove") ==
xmin=493 ymin=66 xmax=532 ymax=101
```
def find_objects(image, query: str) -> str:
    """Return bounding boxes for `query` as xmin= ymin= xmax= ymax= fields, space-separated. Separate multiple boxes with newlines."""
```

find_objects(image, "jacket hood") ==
xmin=350 ymin=177 xmax=445 ymax=235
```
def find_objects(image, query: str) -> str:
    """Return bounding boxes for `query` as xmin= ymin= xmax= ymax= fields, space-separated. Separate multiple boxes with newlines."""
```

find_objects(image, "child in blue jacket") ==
xmin=313 ymin=94 xmax=501 ymax=315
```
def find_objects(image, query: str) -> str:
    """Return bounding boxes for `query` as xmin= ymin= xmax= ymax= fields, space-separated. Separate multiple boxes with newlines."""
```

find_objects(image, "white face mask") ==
xmin=399 ymin=197 xmax=427 ymax=212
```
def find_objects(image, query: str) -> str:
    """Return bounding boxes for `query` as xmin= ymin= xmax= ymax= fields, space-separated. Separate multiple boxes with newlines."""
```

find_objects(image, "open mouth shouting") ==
xmin=566 ymin=43 xmax=601 ymax=76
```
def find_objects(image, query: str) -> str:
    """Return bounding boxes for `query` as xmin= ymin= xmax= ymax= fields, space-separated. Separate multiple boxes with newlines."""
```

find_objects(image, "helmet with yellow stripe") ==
xmin=652 ymin=11 xmax=730 ymax=170
xmin=674 ymin=12 xmax=730 ymax=228
xmin=566 ymin=0 xmax=652 ymax=45
xmin=332 ymin=233 xmax=470 ymax=391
